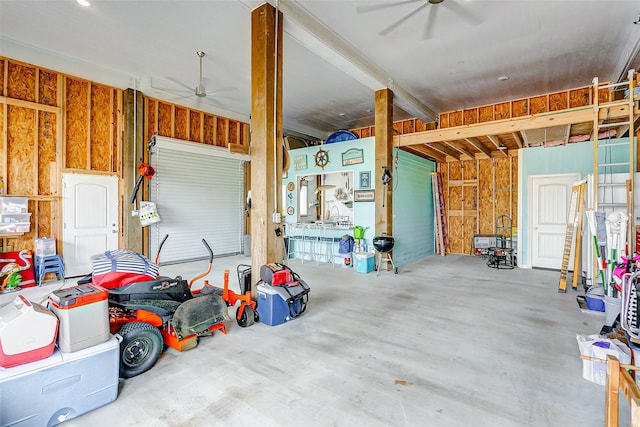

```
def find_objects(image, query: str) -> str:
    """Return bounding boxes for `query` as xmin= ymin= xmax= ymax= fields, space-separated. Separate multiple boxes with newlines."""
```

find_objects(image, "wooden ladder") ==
xmin=432 ymin=172 xmax=449 ymax=256
xmin=559 ymin=180 xmax=586 ymax=292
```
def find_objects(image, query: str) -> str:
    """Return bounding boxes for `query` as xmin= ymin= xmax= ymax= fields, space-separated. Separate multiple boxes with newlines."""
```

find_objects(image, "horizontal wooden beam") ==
xmin=512 ymin=131 xmax=524 ymax=148
xmin=443 ymin=140 xmax=475 ymax=159
xmin=487 ymin=135 xmax=508 ymax=157
xmin=228 ymin=143 xmax=250 ymax=155
xmin=402 ymin=145 xmax=446 ymax=162
xmin=428 ymin=142 xmax=460 ymax=160
xmin=0 ymin=96 xmax=61 ymax=114
xmin=465 ymin=137 xmax=492 ymax=158
xmin=396 ymin=104 xmax=634 ymax=147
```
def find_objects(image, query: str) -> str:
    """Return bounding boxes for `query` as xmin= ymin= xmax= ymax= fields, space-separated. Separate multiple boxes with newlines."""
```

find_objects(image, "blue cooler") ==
xmin=256 ymin=281 xmax=310 ymax=326
xmin=354 ymin=252 xmax=375 ymax=274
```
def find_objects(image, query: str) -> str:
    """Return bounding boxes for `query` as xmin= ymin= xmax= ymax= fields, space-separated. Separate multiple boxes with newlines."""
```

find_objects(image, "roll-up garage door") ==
xmin=148 ymin=136 xmax=249 ymax=264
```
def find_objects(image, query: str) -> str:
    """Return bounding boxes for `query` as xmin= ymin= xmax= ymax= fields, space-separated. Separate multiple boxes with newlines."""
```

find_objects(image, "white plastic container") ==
xmin=0 ymin=335 xmax=119 ymax=426
xmin=35 ymin=237 xmax=56 ymax=257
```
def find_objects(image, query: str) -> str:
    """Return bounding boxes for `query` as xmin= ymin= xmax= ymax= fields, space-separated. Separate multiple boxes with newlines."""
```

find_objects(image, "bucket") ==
xmin=354 ymin=226 xmax=365 ymax=240
xmin=604 ymin=295 xmax=622 ymax=326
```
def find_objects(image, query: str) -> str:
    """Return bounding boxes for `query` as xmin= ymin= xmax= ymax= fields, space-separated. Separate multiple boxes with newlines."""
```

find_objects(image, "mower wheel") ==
xmin=237 ymin=305 xmax=255 ymax=328
xmin=117 ymin=321 xmax=163 ymax=378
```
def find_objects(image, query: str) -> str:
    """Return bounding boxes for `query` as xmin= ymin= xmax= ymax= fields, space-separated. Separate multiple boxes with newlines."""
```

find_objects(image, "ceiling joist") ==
xmin=465 ymin=137 xmax=492 ymax=158
xmin=487 ymin=135 xmax=508 ymax=157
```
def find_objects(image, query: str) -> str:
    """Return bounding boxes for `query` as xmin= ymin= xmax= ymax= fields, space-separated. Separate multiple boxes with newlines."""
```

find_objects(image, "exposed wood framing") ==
xmin=465 ymin=137 xmax=492 ymax=158
xmin=374 ymin=88 xmax=393 ymax=238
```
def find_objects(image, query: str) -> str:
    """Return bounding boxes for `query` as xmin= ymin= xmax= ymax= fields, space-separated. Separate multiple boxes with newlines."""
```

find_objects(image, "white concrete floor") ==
xmin=0 ymin=254 xmax=625 ymax=426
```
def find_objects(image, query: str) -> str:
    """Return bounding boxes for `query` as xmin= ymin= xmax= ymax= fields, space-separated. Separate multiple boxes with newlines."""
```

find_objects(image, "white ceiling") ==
xmin=1 ymin=0 xmax=639 ymax=140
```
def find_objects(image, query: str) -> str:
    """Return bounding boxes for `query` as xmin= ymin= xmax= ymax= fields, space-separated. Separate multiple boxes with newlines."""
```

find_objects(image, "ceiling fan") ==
xmin=149 ymin=51 xmax=233 ymax=106
xmin=357 ymin=0 xmax=481 ymax=40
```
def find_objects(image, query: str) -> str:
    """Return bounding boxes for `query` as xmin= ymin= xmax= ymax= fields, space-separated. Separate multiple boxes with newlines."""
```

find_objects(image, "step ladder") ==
xmin=559 ymin=180 xmax=586 ymax=292
xmin=592 ymin=69 xmax=637 ymax=256
xmin=432 ymin=172 xmax=449 ymax=256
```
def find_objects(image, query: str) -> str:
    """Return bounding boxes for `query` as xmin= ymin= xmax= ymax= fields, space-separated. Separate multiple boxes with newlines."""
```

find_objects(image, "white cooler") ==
xmin=0 ymin=295 xmax=58 ymax=368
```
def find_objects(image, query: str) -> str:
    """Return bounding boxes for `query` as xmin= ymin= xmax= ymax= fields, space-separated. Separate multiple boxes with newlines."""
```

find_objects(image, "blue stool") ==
xmin=35 ymin=254 xmax=65 ymax=286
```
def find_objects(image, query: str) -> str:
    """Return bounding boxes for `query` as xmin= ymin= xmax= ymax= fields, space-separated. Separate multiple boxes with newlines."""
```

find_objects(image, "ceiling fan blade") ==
xmin=422 ymin=4 xmax=438 ymax=40
xmin=379 ymin=2 xmax=429 ymax=36
xmin=357 ymin=0 xmax=423 ymax=14
xmin=443 ymin=0 xmax=482 ymax=26
xmin=165 ymin=76 xmax=195 ymax=92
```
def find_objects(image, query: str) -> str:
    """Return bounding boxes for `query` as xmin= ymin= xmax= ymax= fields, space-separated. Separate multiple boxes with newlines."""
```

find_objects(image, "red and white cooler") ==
xmin=0 ymin=295 xmax=58 ymax=368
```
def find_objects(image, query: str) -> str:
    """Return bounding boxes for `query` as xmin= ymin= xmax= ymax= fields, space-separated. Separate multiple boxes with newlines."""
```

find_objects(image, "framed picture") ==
xmin=354 ymin=190 xmax=375 ymax=202
xmin=342 ymin=148 xmax=364 ymax=166
xmin=359 ymin=171 xmax=371 ymax=189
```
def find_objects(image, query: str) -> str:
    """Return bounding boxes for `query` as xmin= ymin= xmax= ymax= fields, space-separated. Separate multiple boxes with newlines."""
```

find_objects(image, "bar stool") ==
xmin=35 ymin=254 xmax=65 ymax=286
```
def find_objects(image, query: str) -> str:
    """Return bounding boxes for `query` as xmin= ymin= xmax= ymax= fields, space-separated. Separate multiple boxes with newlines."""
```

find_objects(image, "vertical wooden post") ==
xmin=122 ymin=88 xmax=144 ymax=254
xmin=250 ymin=2 xmax=284 ymax=292
xmin=605 ymin=355 xmax=620 ymax=427
xmin=374 ymin=88 xmax=393 ymax=241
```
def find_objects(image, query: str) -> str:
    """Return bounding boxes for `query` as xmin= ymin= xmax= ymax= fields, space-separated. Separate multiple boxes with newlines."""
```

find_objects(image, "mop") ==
xmin=605 ymin=211 xmax=627 ymax=297
xmin=586 ymin=209 xmax=607 ymax=292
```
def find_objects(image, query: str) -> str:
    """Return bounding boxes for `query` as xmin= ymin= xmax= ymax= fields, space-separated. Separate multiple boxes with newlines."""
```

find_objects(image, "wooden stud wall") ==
xmin=351 ymin=118 xmax=435 ymax=139
xmin=439 ymin=155 xmax=518 ymax=254
xmin=438 ymin=84 xmax=602 ymax=129
xmin=0 ymin=57 xmax=122 ymax=253
xmin=144 ymin=96 xmax=249 ymax=148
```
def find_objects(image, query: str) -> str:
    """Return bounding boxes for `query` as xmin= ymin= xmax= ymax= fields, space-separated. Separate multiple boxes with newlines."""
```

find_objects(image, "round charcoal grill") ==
xmin=372 ymin=235 xmax=398 ymax=275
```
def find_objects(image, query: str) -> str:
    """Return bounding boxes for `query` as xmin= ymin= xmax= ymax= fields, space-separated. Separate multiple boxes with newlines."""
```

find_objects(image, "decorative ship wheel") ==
xmin=314 ymin=149 xmax=329 ymax=169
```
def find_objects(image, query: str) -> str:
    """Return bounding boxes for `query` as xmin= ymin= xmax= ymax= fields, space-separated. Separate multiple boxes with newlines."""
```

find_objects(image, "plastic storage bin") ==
xmin=0 ymin=335 xmax=119 ymax=426
xmin=48 ymin=284 xmax=110 ymax=353
xmin=354 ymin=252 xmax=375 ymax=274
xmin=0 ymin=196 xmax=28 ymax=214
xmin=35 ymin=237 xmax=56 ymax=257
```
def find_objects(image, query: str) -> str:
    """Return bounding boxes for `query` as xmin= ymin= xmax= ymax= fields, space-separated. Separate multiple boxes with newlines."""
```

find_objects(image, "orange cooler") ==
xmin=48 ymin=284 xmax=109 ymax=353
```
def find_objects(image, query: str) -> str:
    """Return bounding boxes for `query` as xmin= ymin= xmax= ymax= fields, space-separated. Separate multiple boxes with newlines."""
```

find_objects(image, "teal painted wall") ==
xmin=520 ymin=138 xmax=635 ymax=266
xmin=284 ymin=138 xmax=376 ymax=242
xmin=392 ymin=149 xmax=436 ymax=266
xmin=283 ymin=138 xmax=436 ymax=267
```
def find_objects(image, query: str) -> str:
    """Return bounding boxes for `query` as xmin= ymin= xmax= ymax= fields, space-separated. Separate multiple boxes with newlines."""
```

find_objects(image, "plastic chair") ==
xmin=35 ymin=254 xmax=65 ymax=286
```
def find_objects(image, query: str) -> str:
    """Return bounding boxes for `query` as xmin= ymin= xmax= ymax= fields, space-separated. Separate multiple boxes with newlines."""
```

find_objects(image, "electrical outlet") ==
xmin=272 ymin=212 xmax=281 ymax=223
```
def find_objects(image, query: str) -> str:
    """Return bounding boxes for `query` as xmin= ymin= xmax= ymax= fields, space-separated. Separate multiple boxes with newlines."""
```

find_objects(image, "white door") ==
xmin=530 ymin=173 xmax=580 ymax=269
xmin=63 ymin=174 xmax=119 ymax=277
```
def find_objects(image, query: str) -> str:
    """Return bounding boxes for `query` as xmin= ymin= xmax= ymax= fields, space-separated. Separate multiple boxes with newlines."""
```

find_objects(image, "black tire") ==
xmin=237 ymin=305 xmax=256 ymax=328
xmin=117 ymin=321 xmax=164 ymax=379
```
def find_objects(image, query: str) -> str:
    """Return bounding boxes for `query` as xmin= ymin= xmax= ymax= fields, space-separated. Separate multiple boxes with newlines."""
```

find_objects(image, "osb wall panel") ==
xmin=146 ymin=99 xmax=157 ymax=141
xmin=90 ymin=83 xmax=111 ymax=172
xmin=449 ymin=185 xmax=463 ymax=210
xmin=38 ymin=111 xmax=56 ymax=195
xmin=511 ymin=156 xmax=518 ymax=228
xmin=174 ymin=107 xmax=188 ymax=141
xmin=39 ymin=70 xmax=58 ymax=106
xmin=111 ymin=91 xmax=119 ymax=174
xmin=462 ymin=160 xmax=477 ymax=180
xmin=448 ymin=161 xmax=462 ymax=181
xmin=7 ymin=62 xmax=36 ymax=102
xmin=463 ymin=108 xmax=478 ymax=125
xmin=37 ymin=201 xmax=52 ymax=238
xmin=495 ymin=157 xmax=512 ymax=220
xmin=478 ymin=106 xmax=493 ymax=123
xmin=441 ymin=155 xmax=519 ymax=253
xmin=530 ymin=96 xmax=547 ymax=114
xmin=449 ymin=216 xmax=463 ymax=254
xmin=512 ymin=100 xmax=529 ymax=117
xmin=0 ymin=107 xmax=3 ymax=177
xmin=549 ymin=92 xmax=568 ymax=111
xmin=203 ymin=114 xmax=216 ymax=144
xmin=494 ymin=102 xmax=510 ymax=120
xmin=216 ymin=117 xmax=228 ymax=147
xmin=0 ymin=59 xmax=4 ymax=94
xmin=570 ymin=88 xmax=590 ymax=108
xmin=229 ymin=121 xmax=239 ymax=146
xmin=361 ymin=127 xmax=371 ymax=138
xmin=478 ymin=159 xmax=493 ymax=234
xmin=65 ymin=78 xmax=89 ymax=170
xmin=157 ymin=102 xmax=172 ymax=137
xmin=402 ymin=120 xmax=415 ymax=134
xmin=190 ymin=111 xmax=202 ymax=143
xmin=463 ymin=216 xmax=477 ymax=254
xmin=7 ymin=106 xmax=35 ymax=195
